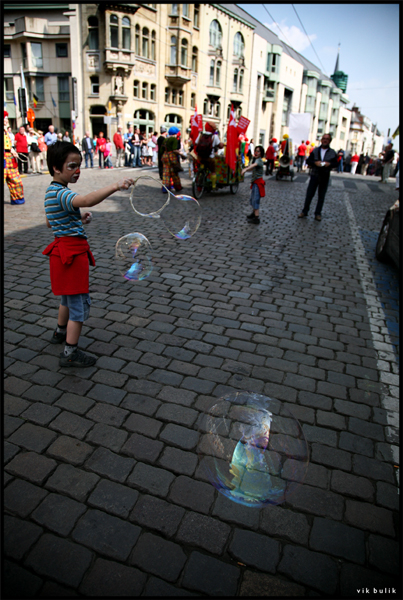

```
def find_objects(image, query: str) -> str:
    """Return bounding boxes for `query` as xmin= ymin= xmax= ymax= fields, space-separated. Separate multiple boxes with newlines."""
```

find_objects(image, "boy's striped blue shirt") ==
xmin=44 ymin=182 xmax=86 ymax=238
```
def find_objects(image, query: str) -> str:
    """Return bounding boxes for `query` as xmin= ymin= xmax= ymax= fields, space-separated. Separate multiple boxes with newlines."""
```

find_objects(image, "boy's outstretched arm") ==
xmin=72 ymin=177 xmax=134 ymax=208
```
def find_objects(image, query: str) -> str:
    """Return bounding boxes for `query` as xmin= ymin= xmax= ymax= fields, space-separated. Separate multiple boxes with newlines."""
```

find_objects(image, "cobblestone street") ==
xmin=3 ymin=164 xmax=400 ymax=598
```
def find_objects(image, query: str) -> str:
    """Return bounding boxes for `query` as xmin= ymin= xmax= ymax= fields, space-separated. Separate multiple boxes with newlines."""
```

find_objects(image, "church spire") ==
xmin=334 ymin=43 xmax=340 ymax=73
xmin=331 ymin=43 xmax=348 ymax=92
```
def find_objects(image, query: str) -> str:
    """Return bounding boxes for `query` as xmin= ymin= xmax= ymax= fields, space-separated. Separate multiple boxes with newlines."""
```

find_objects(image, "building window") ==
xmin=239 ymin=68 xmax=243 ymax=93
xmin=150 ymin=84 xmax=156 ymax=101
xmin=135 ymin=25 xmax=140 ymax=54
xmin=203 ymin=99 xmax=208 ymax=115
xmin=142 ymin=28 xmax=149 ymax=58
xmin=233 ymin=32 xmax=244 ymax=57
xmin=142 ymin=82 xmax=148 ymax=100
xmin=165 ymin=87 xmax=170 ymax=103
xmin=58 ymin=77 xmax=69 ymax=101
xmin=266 ymin=53 xmax=271 ymax=72
xmin=170 ymin=36 xmax=177 ymax=64
xmin=133 ymin=80 xmax=139 ymax=97
xmin=305 ymin=95 xmax=315 ymax=112
xmin=183 ymin=4 xmax=189 ymax=17
xmin=88 ymin=16 xmax=99 ymax=50
xmin=31 ymin=42 xmax=43 ymax=68
xmin=191 ymin=92 xmax=196 ymax=108
xmin=317 ymin=120 xmax=325 ymax=134
xmin=216 ymin=60 xmax=222 ymax=87
xmin=233 ymin=68 xmax=238 ymax=92
xmin=171 ymin=89 xmax=177 ymax=104
xmin=5 ymin=78 xmax=14 ymax=102
xmin=319 ymin=102 xmax=328 ymax=120
xmin=90 ymin=76 xmax=99 ymax=95
xmin=215 ymin=101 xmax=220 ymax=118
xmin=110 ymin=14 xmax=119 ymax=48
xmin=56 ymin=43 xmax=68 ymax=57
xmin=35 ymin=77 xmax=45 ymax=101
xmin=21 ymin=43 xmax=27 ymax=68
xmin=178 ymin=90 xmax=184 ymax=106
xmin=122 ymin=17 xmax=131 ymax=50
xmin=192 ymin=47 xmax=198 ymax=72
xmin=4 ymin=44 xmax=11 ymax=58
xmin=282 ymin=89 xmax=292 ymax=126
xmin=151 ymin=31 xmax=156 ymax=60
xmin=271 ymin=54 xmax=278 ymax=73
xmin=340 ymin=131 xmax=345 ymax=140
xmin=194 ymin=4 xmax=199 ymax=28
xmin=171 ymin=3 xmax=178 ymax=15
xmin=210 ymin=60 xmax=215 ymax=86
xmin=209 ymin=20 xmax=222 ymax=49
xmin=181 ymin=39 xmax=188 ymax=67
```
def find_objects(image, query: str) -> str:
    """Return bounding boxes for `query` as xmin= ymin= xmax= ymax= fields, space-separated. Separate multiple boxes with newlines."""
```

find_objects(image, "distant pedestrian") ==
xmin=380 ymin=143 xmax=395 ymax=183
xmin=4 ymin=110 xmax=25 ymax=204
xmin=297 ymin=140 xmax=307 ymax=172
xmin=298 ymin=133 xmax=338 ymax=221
xmin=336 ymin=149 xmax=344 ymax=173
xmin=113 ymin=126 xmax=124 ymax=168
xmin=265 ymin=140 xmax=276 ymax=176
xmin=96 ymin=131 xmax=106 ymax=169
xmin=350 ymin=153 xmax=359 ymax=175
xmin=15 ymin=125 xmax=29 ymax=174
xmin=157 ymin=126 xmax=168 ymax=179
xmin=44 ymin=125 xmax=57 ymax=147
xmin=103 ymin=138 xmax=113 ymax=168
xmin=63 ymin=131 xmax=71 ymax=142
xmin=82 ymin=132 xmax=94 ymax=168
xmin=242 ymin=145 xmax=265 ymax=225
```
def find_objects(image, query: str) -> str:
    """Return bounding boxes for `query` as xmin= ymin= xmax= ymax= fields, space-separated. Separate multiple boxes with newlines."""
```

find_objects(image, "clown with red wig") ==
xmin=4 ymin=111 xmax=25 ymax=205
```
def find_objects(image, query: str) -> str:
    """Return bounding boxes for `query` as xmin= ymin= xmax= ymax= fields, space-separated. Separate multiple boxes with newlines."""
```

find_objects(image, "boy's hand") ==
xmin=81 ymin=211 xmax=92 ymax=224
xmin=115 ymin=178 xmax=135 ymax=191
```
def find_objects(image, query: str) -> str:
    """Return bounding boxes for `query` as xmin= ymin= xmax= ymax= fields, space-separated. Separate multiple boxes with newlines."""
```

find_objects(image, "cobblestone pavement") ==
xmin=3 ymin=164 xmax=400 ymax=598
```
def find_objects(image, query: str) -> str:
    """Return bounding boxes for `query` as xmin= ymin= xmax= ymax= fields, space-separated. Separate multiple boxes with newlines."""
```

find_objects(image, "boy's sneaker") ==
xmin=59 ymin=348 xmax=97 ymax=368
xmin=246 ymin=211 xmax=255 ymax=220
xmin=248 ymin=216 xmax=260 ymax=225
xmin=50 ymin=329 xmax=67 ymax=344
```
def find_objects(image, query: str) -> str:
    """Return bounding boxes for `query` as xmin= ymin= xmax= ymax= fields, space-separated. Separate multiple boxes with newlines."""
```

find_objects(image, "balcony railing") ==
xmin=165 ymin=64 xmax=191 ymax=85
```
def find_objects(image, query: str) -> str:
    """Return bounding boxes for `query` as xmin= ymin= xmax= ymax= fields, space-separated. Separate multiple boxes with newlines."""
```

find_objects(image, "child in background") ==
xmin=104 ymin=138 xmax=113 ymax=169
xmin=242 ymin=145 xmax=265 ymax=225
xmin=43 ymin=141 xmax=134 ymax=367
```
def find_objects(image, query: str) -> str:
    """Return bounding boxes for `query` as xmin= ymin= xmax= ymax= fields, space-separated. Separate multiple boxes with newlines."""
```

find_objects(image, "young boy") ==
xmin=43 ymin=141 xmax=134 ymax=367
xmin=242 ymin=145 xmax=265 ymax=225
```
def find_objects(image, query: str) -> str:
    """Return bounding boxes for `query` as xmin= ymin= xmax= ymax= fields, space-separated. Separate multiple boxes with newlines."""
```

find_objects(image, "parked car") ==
xmin=375 ymin=198 xmax=399 ymax=268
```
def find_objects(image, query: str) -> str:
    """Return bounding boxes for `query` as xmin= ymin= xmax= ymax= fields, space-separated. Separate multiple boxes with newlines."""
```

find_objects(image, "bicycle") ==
xmin=192 ymin=158 xmax=240 ymax=200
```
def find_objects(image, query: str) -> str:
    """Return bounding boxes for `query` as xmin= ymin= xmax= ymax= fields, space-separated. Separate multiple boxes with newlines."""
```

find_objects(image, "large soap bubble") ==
xmin=129 ymin=175 xmax=201 ymax=240
xmin=197 ymin=392 xmax=309 ymax=507
xmin=115 ymin=232 xmax=153 ymax=281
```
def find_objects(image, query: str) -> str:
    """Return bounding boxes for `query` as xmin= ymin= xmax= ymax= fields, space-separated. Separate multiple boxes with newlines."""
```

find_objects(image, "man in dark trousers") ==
xmin=298 ymin=133 xmax=338 ymax=221
xmin=157 ymin=126 xmax=167 ymax=179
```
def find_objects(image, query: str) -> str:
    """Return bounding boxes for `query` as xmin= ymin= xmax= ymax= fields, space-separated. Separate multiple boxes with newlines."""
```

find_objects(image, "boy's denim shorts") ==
xmin=249 ymin=183 xmax=261 ymax=210
xmin=60 ymin=293 xmax=91 ymax=322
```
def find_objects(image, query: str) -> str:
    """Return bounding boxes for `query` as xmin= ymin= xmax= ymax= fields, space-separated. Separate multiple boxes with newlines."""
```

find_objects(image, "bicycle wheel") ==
xmin=230 ymin=182 xmax=239 ymax=194
xmin=193 ymin=170 xmax=206 ymax=199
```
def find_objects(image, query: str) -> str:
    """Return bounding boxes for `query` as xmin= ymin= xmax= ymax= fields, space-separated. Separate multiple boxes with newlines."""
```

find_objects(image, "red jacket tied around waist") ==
xmin=251 ymin=177 xmax=266 ymax=197
xmin=42 ymin=237 xmax=96 ymax=296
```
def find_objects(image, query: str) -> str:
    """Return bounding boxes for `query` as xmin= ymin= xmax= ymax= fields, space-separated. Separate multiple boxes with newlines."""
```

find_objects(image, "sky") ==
xmin=238 ymin=3 xmax=400 ymax=151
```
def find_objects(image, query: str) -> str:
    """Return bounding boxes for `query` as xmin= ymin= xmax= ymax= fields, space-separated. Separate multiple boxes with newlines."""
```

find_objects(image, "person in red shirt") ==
xmin=14 ymin=126 xmax=29 ymax=174
xmin=297 ymin=140 xmax=307 ymax=172
xmin=265 ymin=140 xmax=276 ymax=176
xmin=350 ymin=153 xmax=359 ymax=175
xmin=95 ymin=131 xmax=106 ymax=169
xmin=113 ymin=126 xmax=124 ymax=168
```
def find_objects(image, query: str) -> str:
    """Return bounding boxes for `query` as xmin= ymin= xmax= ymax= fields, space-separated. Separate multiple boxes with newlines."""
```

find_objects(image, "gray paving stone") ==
xmin=353 ymin=454 xmax=395 ymax=483
xmin=45 ymin=464 xmax=99 ymax=501
xmin=31 ymin=493 xmax=86 ymax=536
xmin=348 ymin=416 xmax=385 ymax=442
xmin=159 ymin=423 xmax=199 ymax=450
xmin=46 ymin=435 xmax=94 ymax=466
xmin=278 ymin=544 xmax=338 ymax=595
xmin=4 ymin=514 xmax=43 ymax=560
xmin=87 ymin=383 xmax=126 ymax=406
xmin=298 ymin=390 xmax=332 ymax=410
xmin=4 ymin=415 xmax=24 ymax=437
xmin=85 ymin=446 xmax=135 ymax=482
xmin=239 ymin=571 xmax=305 ymax=597
xmin=121 ymin=432 xmax=163 ymax=463
xmin=3 ymin=560 xmax=43 ymax=599
xmin=339 ymin=431 xmax=374 ymax=457
xmin=56 ymin=375 xmax=94 ymax=396
xmin=21 ymin=402 xmax=61 ymax=426
xmin=5 ymin=451 xmax=57 ymax=486
xmin=48 ymin=411 xmax=94 ymax=440
xmin=211 ymin=493 xmax=260 ymax=529
xmin=169 ymin=475 xmax=215 ymax=514
xmin=311 ymin=443 xmax=352 ymax=471
xmin=176 ymin=511 xmax=230 ymax=554
xmin=376 ymin=481 xmax=399 ymax=510
xmin=38 ymin=581 xmax=79 ymax=597
xmin=182 ymin=551 xmax=240 ymax=596
xmin=4 ymin=394 xmax=31 ymax=416
xmin=229 ymin=528 xmax=281 ymax=573
xmin=72 ymin=508 xmax=140 ymax=561
xmin=125 ymin=379 xmax=162 ymax=397
xmin=4 ymin=443 xmax=21 ymax=468
xmin=181 ymin=376 xmax=216 ymax=394
xmin=157 ymin=385 xmax=197 ymax=407
xmin=25 ymin=533 xmax=93 ymax=588
xmin=127 ymin=462 xmax=175 ymax=497
xmin=143 ymin=576 xmax=198 ymax=597
xmin=303 ymin=424 xmax=338 ymax=447
xmin=130 ymin=494 xmax=185 ymax=537
xmin=287 ymin=484 xmax=344 ymax=520
xmin=88 ymin=478 xmax=139 ymax=518
xmin=85 ymin=402 xmax=128 ymax=426
xmin=158 ymin=446 xmax=198 ymax=476
xmin=345 ymin=499 xmax=395 ymax=536
xmin=309 ymin=516 xmax=365 ymax=564
xmin=22 ymin=384 xmax=63 ymax=404
xmin=123 ymin=413 xmax=163 ymax=437
xmin=156 ymin=403 xmax=198 ymax=427
xmin=316 ymin=409 xmax=346 ymax=429
xmin=122 ymin=393 xmax=161 ymax=415
xmin=79 ymin=558 xmax=146 ymax=597
xmin=331 ymin=470 xmax=374 ymax=501
xmin=86 ymin=422 xmax=128 ymax=452
xmin=368 ymin=534 xmax=400 ymax=575
xmin=260 ymin=504 xmax=310 ymax=544
xmin=131 ymin=532 xmax=187 ymax=582
xmin=55 ymin=392 xmax=95 ymax=415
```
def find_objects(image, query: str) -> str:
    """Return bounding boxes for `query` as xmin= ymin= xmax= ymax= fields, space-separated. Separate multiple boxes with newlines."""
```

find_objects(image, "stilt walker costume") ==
xmin=4 ymin=111 xmax=25 ymax=205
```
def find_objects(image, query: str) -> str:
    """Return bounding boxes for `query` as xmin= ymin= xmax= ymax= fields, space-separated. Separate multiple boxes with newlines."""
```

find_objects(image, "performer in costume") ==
xmin=4 ymin=111 xmax=25 ymax=205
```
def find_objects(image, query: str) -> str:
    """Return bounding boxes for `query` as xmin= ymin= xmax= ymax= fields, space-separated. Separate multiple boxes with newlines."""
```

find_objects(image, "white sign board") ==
xmin=103 ymin=116 xmax=112 ymax=124
xmin=288 ymin=113 xmax=311 ymax=145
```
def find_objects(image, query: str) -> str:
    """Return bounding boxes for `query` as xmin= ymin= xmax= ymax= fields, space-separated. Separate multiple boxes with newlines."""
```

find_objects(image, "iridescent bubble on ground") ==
xmin=197 ymin=392 xmax=309 ymax=507
xmin=115 ymin=232 xmax=153 ymax=281
xmin=129 ymin=175 xmax=201 ymax=240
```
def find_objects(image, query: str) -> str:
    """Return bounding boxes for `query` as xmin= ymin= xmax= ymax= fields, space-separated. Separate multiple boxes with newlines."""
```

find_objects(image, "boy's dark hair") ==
xmin=255 ymin=145 xmax=265 ymax=158
xmin=47 ymin=140 xmax=81 ymax=176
